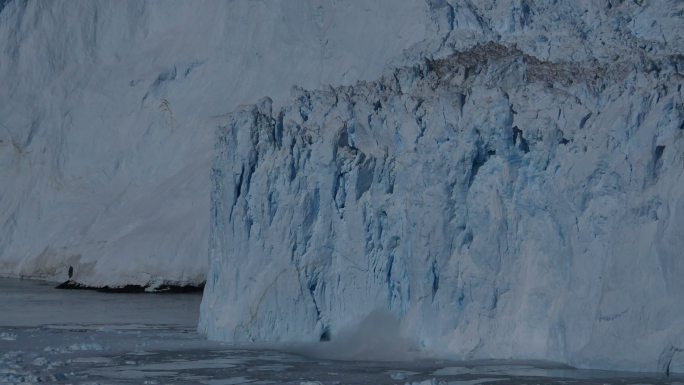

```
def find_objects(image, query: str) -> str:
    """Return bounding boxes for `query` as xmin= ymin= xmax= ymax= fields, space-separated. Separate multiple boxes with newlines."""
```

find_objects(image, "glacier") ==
xmin=2 ymin=0 xmax=684 ymax=375
xmin=200 ymin=0 xmax=684 ymax=374
xmin=0 ymin=0 xmax=427 ymax=287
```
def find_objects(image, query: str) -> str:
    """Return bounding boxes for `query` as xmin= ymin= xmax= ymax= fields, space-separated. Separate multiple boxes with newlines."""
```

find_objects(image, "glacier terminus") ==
xmin=1 ymin=0 xmax=683 ymax=380
xmin=200 ymin=0 xmax=684 ymax=374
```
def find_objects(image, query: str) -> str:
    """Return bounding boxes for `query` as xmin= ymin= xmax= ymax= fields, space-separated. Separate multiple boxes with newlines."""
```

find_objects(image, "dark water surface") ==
xmin=1 ymin=278 xmax=682 ymax=385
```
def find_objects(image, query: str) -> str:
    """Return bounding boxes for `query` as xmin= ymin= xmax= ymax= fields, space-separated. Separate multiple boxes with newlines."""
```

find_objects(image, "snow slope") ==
xmin=201 ymin=0 xmax=684 ymax=373
xmin=0 ymin=0 xmax=427 ymax=287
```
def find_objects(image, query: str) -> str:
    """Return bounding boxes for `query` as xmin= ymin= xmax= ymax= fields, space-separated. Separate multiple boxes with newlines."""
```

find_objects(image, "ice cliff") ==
xmin=0 ymin=0 xmax=426 ymax=287
xmin=200 ymin=0 xmax=684 ymax=373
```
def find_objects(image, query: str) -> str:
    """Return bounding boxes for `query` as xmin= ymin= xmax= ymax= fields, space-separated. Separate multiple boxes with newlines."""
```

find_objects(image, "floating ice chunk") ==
xmin=389 ymin=370 xmax=419 ymax=380
xmin=68 ymin=343 xmax=105 ymax=351
xmin=31 ymin=357 xmax=48 ymax=366
xmin=0 ymin=332 xmax=17 ymax=341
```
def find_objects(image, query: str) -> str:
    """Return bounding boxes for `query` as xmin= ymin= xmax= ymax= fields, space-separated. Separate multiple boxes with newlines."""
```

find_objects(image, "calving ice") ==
xmin=0 ymin=0 xmax=683 ymax=376
xmin=200 ymin=1 xmax=684 ymax=374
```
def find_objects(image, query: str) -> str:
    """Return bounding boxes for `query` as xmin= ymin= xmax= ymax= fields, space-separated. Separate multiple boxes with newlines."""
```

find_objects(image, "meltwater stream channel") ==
xmin=1 ymin=278 xmax=682 ymax=385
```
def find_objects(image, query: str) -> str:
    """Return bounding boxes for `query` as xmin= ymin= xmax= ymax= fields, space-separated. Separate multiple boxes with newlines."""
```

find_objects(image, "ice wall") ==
xmin=0 ymin=0 xmax=427 ymax=287
xmin=201 ymin=1 xmax=684 ymax=373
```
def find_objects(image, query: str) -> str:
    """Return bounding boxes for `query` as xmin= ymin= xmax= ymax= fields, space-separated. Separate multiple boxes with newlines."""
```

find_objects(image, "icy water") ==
xmin=1 ymin=278 xmax=682 ymax=385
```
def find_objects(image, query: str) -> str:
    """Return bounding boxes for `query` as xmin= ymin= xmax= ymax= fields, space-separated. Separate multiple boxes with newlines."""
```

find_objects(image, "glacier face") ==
xmin=0 ymin=0 xmax=427 ymax=286
xmin=201 ymin=1 xmax=684 ymax=373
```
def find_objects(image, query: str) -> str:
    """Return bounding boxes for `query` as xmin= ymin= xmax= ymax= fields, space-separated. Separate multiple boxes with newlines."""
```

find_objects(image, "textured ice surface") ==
xmin=0 ymin=0 xmax=427 ymax=287
xmin=201 ymin=1 xmax=684 ymax=374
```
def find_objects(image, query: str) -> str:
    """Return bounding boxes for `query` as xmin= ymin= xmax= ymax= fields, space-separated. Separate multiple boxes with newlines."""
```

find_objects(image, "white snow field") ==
xmin=2 ymin=278 xmax=683 ymax=385
xmin=0 ymin=0 xmax=427 ymax=288
xmin=200 ymin=0 xmax=684 ymax=375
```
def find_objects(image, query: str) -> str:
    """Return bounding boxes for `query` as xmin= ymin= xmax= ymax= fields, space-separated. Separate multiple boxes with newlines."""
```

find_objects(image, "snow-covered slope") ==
xmin=0 ymin=0 xmax=427 ymax=287
xmin=200 ymin=0 xmax=684 ymax=373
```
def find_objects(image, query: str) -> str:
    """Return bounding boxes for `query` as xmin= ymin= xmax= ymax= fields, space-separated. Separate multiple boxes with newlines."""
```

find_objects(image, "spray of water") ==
xmin=292 ymin=309 xmax=420 ymax=361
